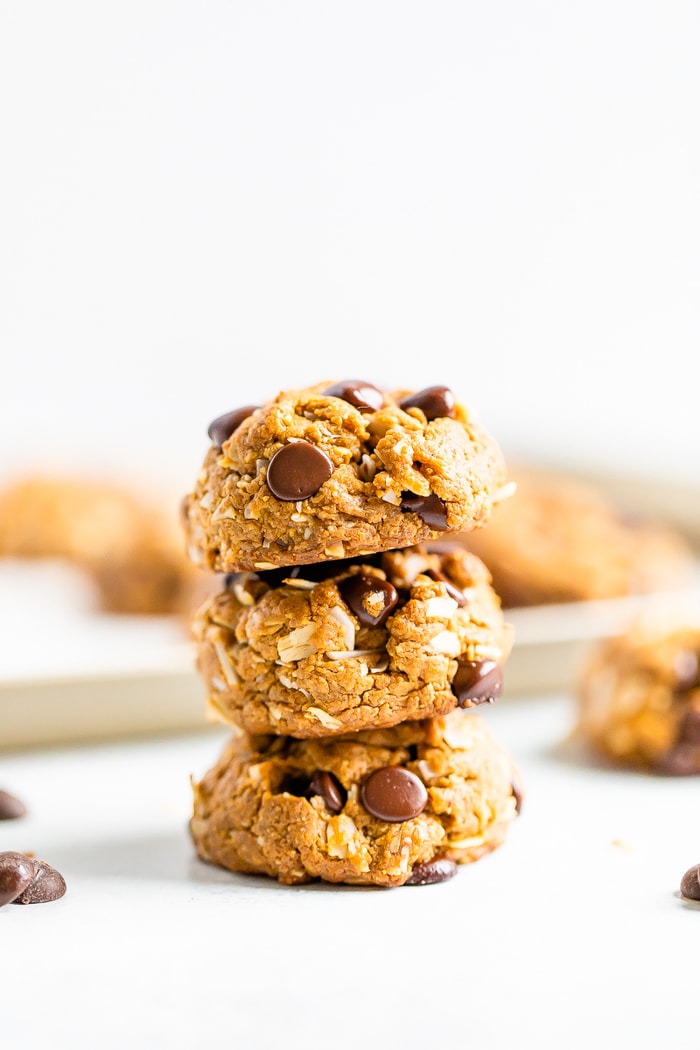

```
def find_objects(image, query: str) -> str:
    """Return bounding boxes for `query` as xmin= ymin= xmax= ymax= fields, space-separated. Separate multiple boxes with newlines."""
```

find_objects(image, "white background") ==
xmin=1 ymin=0 xmax=698 ymax=497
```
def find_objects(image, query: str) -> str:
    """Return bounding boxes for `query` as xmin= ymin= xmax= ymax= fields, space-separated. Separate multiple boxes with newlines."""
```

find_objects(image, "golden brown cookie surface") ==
xmin=577 ymin=623 xmax=700 ymax=773
xmin=191 ymin=711 xmax=520 ymax=886
xmin=184 ymin=381 xmax=507 ymax=572
xmin=195 ymin=545 xmax=511 ymax=736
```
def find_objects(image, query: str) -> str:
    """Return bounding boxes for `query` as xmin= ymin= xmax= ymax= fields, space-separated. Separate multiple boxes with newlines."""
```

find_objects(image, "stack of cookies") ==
xmin=183 ymin=380 xmax=521 ymax=887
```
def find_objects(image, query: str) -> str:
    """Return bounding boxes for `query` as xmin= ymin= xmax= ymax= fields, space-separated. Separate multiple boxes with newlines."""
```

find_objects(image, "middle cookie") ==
xmin=195 ymin=545 xmax=511 ymax=737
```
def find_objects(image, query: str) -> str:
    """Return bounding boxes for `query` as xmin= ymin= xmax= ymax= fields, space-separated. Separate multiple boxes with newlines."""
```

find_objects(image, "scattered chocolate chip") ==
xmin=511 ymin=778 xmax=524 ymax=815
xmin=451 ymin=659 xmax=503 ymax=708
xmin=306 ymin=771 xmax=346 ymax=813
xmin=405 ymin=857 xmax=458 ymax=886
xmin=680 ymin=863 xmax=700 ymax=901
xmin=207 ymin=405 xmax=259 ymax=449
xmin=11 ymin=859 xmax=66 ymax=905
xmin=0 ymin=852 xmax=35 ymax=908
xmin=400 ymin=492 xmax=449 ymax=531
xmin=0 ymin=789 xmax=27 ymax=821
xmin=399 ymin=386 xmax=456 ymax=421
xmin=339 ymin=573 xmax=399 ymax=627
xmin=323 ymin=381 xmax=384 ymax=412
xmin=360 ymin=766 xmax=428 ymax=823
xmin=425 ymin=568 xmax=467 ymax=607
xmin=266 ymin=442 xmax=333 ymax=502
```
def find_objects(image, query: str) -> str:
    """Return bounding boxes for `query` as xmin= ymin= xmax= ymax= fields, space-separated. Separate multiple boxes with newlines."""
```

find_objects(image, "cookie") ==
xmin=183 ymin=381 xmax=507 ymax=573
xmin=0 ymin=476 xmax=197 ymax=615
xmin=577 ymin=623 xmax=700 ymax=773
xmin=447 ymin=471 xmax=693 ymax=607
xmin=190 ymin=711 xmax=520 ymax=886
xmin=195 ymin=545 xmax=511 ymax=736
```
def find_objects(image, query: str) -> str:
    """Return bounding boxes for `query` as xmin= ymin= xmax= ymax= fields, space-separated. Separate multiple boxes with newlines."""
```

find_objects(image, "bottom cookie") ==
xmin=577 ymin=622 xmax=700 ymax=773
xmin=191 ymin=712 xmax=520 ymax=887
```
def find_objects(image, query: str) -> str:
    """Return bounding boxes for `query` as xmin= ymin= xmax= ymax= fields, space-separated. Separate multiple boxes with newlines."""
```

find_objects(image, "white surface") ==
xmin=1 ymin=1 xmax=699 ymax=493
xmin=1 ymin=696 xmax=698 ymax=1050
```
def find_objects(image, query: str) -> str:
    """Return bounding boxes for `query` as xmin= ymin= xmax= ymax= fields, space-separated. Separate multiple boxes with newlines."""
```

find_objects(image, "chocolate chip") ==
xmin=674 ymin=650 xmax=700 ymax=692
xmin=399 ymin=386 xmax=456 ymax=421
xmin=339 ymin=573 xmax=399 ymax=627
xmin=323 ymin=381 xmax=384 ymax=412
xmin=0 ymin=852 xmax=35 ymax=908
xmin=306 ymin=771 xmax=346 ymax=813
xmin=11 ymin=859 xmax=66 ymax=905
xmin=266 ymin=442 xmax=333 ymax=502
xmin=659 ymin=742 xmax=700 ymax=776
xmin=425 ymin=568 xmax=467 ymax=607
xmin=360 ymin=766 xmax=428 ymax=823
xmin=680 ymin=863 xmax=700 ymax=901
xmin=400 ymin=492 xmax=449 ymax=531
xmin=0 ymin=789 xmax=27 ymax=821
xmin=678 ymin=708 xmax=700 ymax=746
xmin=208 ymin=405 xmax=259 ymax=449
xmin=451 ymin=659 xmax=503 ymax=707
xmin=405 ymin=857 xmax=457 ymax=886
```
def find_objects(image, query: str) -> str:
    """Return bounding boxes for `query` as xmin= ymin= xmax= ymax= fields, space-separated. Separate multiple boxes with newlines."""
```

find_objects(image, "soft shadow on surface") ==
xmin=47 ymin=830 xmax=383 ymax=892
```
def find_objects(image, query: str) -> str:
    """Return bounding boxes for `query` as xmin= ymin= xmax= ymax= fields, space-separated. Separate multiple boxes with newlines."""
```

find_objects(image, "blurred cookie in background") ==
xmin=0 ymin=475 xmax=203 ymax=616
xmin=438 ymin=469 xmax=695 ymax=608
xmin=577 ymin=621 xmax=700 ymax=774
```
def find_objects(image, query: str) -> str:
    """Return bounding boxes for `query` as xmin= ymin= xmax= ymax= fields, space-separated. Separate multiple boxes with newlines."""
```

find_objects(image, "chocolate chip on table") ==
xmin=207 ymin=406 xmax=260 ymax=450
xmin=360 ymin=766 xmax=428 ymax=823
xmin=0 ymin=852 xmax=35 ymax=908
xmin=266 ymin=442 xmax=334 ymax=502
xmin=322 ymin=381 xmax=384 ymax=412
xmin=400 ymin=492 xmax=449 ymax=531
xmin=306 ymin=771 xmax=346 ymax=814
xmin=680 ymin=863 xmax=700 ymax=901
xmin=424 ymin=568 xmax=467 ymax=607
xmin=405 ymin=857 xmax=458 ymax=886
xmin=0 ymin=789 xmax=27 ymax=821
xmin=451 ymin=659 xmax=503 ymax=707
xmin=339 ymin=573 xmax=399 ymax=627
xmin=399 ymin=386 xmax=456 ymax=421
xmin=11 ymin=859 xmax=67 ymax=905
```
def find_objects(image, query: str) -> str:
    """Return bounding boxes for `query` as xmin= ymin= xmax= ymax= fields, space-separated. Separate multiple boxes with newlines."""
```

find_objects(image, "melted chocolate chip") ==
xmin=0 ymin=852 xmax=35 ymax=908
xmin=266 ymin=442 xmax=333 ymax=502
xmin=405 ymin=857 xmax=458 ymax=886
xmin=400 ymin=492 xmax=449 ymax=531
xmin=360 ymin=766 xmax=428 ymax=823
xmin=208 ymin=405 xmax=259 ymax=449
xmin=425 ymin=568 xmax=467 ymax=607
xmin=399 ymin=386 xmax=456 ymax=421
xmin=323 ymin=381 xmax=384 ymax=412
xmin=451 ymin=659 xmax=503 ymax=707
xmin=11 ymin=859 xmax=67 ymax=905
xmin=0 ymin=789 xmax=27 ymax=821
xmin=306 ymin=771 xmax=346 ymax=814
xmin=680 ymin=863 xmax=700 ymax=901
xmin=339 ymin=573 xmax=399 ymax=627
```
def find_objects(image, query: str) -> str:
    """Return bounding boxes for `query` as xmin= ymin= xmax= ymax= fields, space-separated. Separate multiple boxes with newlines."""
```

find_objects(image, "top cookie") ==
xmin=183 ymin=381 xmax=507 ymax=572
